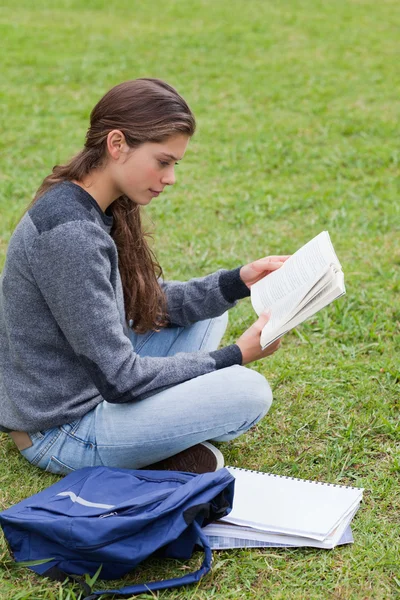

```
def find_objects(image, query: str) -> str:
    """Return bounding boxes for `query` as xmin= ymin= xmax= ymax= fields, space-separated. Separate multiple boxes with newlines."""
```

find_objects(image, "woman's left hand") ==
xmin=240 ymin=255 xmax=290 ymax=289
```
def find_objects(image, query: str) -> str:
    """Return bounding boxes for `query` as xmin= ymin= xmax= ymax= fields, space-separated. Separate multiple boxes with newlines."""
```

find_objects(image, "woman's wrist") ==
xmin=219 ymin=267 xmax=251 ymax=303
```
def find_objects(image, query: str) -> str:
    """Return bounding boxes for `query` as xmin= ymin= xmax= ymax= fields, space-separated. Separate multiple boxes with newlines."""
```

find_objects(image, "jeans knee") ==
xmin=209 ymin=367 xmax=273 ymax=442
xmin=231 ymin=366 xmax=272 ymax=420
xmin=215 ymin=310 xmax=229 ymax=331
xmin=248 ymin=369 xmax=273 ymax=418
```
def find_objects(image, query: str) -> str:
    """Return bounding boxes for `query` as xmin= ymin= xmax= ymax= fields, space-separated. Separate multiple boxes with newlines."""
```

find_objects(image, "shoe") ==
xmin=144 ymin=442 xmax=224 ymax=474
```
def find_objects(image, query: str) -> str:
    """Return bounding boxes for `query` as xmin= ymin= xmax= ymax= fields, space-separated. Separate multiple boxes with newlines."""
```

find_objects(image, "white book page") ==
xmin=291 ymin=266 xmax=338 ymax=316
xmin=284 ymin=271 xmax=345 ymax=331
xmin=261 ymin=268 xmax=345 ymax=348
xmin=261 ymin=266 xmax=333 ymax=336
xmin=251 ymin=231 xmax=342 ymax=316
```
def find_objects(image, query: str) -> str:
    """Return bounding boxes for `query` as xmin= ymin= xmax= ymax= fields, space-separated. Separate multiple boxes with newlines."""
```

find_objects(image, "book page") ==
xmin=283 ymin=270 xmax=345 ymax=332
xmin=261 ymin=266 xmax=333 ymax=335
xmin=259 ymin=276 xmax=322 ymax=335
xmin=260 ymin=269 xmax=345 ymax=348
xmin=251 ymin=231 xmax=342 ymax=316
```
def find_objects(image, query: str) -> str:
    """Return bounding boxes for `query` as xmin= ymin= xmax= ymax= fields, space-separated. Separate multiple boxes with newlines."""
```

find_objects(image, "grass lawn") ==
xmin=0 ymin=0 xmax=399 ymax=598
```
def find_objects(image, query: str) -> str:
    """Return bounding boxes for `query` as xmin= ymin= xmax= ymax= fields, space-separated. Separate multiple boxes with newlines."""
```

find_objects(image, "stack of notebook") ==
xmin=203 ymin=467 xmax=363 ymax=550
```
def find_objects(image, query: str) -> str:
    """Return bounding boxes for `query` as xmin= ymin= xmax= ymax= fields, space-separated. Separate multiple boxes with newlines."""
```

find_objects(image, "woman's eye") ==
xmin=158 ymin=161 xmax=179 ymax=167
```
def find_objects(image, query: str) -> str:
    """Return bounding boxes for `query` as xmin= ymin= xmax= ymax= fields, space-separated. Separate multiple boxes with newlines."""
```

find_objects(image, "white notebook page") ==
xmin=222 ymin=467 xmax=363 ymax=541
xmin=204 ymin=504 xmax=359 ymax=550
xmin=205 ymin=525 xmax=354 ymax=550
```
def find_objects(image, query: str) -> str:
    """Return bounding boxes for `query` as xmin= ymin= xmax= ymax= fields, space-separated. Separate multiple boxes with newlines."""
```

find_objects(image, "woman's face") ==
xmin=110 ymin=133 xmax=190 ymax=205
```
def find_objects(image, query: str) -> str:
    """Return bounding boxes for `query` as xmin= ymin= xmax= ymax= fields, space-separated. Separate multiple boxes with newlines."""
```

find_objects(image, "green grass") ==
xmin=0 ymin=0 xmax=399 ymax=598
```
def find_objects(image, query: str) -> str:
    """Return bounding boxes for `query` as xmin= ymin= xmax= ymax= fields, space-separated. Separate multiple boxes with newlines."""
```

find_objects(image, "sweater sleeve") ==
xmin=161 ymin=267 xmax=251 ymax=326
xmin=29 ymin=222 xmax=242 ymax=404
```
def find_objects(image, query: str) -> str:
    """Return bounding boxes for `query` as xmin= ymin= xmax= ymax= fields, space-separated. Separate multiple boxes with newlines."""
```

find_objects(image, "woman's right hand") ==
xmin=235 ymin=311 xmax=282 ymax=365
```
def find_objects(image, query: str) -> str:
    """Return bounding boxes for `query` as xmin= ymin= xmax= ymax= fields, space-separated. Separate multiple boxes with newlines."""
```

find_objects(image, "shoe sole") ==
xmin=146 ymin=442 xmax=224 ymax=474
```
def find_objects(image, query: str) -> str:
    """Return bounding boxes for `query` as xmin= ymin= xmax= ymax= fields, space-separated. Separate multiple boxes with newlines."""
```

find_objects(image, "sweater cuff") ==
xmin=219 ymin=267 xmax=251 ymax=303
xmin=209 ymin=344 xmax=243 ymax=369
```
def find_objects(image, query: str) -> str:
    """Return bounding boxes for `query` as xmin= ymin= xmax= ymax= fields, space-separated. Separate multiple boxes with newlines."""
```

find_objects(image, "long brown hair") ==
xmin=30 ymin=78 xmax=196 ymax=333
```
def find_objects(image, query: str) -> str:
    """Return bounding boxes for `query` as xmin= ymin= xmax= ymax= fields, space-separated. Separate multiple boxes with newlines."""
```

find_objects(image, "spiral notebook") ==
xmin=205 ymin=528 xmax=355 ymax=550
xmin=204 ymin=506 xmax=357 ymax=550
xmin=217 ymin=467 xmax=363 ymax=543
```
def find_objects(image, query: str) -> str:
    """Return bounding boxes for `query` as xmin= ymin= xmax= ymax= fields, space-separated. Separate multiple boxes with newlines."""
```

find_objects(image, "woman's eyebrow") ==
xmin=158 ymin=152 xmax=181 ymax=161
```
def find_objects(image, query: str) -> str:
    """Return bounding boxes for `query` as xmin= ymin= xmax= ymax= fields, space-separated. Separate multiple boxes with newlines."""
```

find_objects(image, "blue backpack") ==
xmin=0 ymin=466 xmax=235 ymax=598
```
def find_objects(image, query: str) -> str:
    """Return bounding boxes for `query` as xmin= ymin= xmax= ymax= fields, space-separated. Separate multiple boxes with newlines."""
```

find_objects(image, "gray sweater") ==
xmin=0 ymin=182 xmax=250 ymax=433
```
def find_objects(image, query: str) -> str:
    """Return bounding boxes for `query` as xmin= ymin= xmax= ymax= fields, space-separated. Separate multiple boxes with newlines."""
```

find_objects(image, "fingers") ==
xmin=266 ymin=255 xmax=291 ymax=261
xmin=263 ymin=337 xmax=282 ymax=355
xmin=253 ymin=256 xmax=290 ymax=271
xmin=254 ymin=310 xmax=271 ymax=330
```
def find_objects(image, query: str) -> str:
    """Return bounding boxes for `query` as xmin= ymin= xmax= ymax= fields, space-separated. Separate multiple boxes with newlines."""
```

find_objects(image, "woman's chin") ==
xmin=126 ymin=194 xmax=152 ymax=206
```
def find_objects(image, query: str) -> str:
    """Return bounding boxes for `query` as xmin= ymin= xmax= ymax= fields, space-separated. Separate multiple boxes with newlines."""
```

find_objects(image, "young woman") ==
xmin=0 ymin=78 xmax=288 ymax=475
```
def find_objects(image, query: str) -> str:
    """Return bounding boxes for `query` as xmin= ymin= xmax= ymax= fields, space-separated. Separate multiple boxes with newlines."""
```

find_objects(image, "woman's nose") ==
xmin=161 ymin=166 xmax=176 ymax=186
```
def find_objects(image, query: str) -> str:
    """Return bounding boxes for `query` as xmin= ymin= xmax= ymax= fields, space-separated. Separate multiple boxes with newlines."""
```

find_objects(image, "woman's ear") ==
xmin=106 ymin=129 xmax=128 ymax=160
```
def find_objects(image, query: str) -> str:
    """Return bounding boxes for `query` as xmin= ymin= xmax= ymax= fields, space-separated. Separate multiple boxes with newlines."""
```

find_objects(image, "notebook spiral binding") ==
xmin=228 ymin=466 xmax=355 ymax=490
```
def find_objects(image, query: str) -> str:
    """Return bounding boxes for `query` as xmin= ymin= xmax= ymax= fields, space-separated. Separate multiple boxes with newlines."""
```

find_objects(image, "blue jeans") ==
xmin=20 ymin=312 xmax=272 ymax=475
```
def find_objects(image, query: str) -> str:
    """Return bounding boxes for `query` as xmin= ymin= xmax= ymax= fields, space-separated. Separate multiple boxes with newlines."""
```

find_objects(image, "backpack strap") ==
xmin=42 ymin=565 xmax=97 ymax=598
xmin=82 ymin=521 xmax=212 ymax=599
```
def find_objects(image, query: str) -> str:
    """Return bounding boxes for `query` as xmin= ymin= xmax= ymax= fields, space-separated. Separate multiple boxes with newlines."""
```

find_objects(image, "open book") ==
xmin=251 ymin=231 xmax=345 ymax=349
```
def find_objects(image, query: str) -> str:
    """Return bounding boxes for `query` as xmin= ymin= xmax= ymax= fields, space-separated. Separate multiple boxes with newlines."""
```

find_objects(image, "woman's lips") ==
xmin=149 ymin=189 xmax=161 ymax=197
